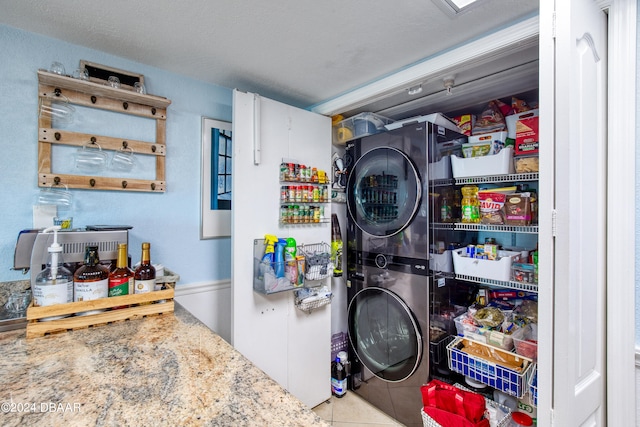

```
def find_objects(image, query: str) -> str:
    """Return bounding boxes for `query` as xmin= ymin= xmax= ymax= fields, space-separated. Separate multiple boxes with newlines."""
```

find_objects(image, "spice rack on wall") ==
xmin=37 ymin=70 xmax=172 ymax=192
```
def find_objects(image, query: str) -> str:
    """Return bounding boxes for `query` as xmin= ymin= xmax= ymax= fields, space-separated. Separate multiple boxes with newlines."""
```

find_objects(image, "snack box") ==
xmin=515 ymin=116 xmax=539 ymax=156
xmin=504 ymin=194 xmax=532 ymax=226
xmin=452 ymin=114 xmax=475 ymax=136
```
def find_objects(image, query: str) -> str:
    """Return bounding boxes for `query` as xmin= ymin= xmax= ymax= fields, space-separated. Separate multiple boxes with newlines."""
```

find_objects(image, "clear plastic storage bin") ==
xmin=333 ymin=112 xmax=394 ymax=144
xmin=512 ymin=323 xmax=538 ymax=360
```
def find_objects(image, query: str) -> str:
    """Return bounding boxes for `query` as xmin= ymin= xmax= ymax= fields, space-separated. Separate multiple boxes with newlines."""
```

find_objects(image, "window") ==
xmin=213 ymin=128 xmax=232 ymax=210
xmin=201 ymin=118 xmax=232 ymax=239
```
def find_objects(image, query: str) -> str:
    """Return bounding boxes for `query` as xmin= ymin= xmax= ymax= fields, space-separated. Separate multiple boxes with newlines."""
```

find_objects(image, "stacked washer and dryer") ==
xmin=345 ymin=117 xmax=465 ymax=427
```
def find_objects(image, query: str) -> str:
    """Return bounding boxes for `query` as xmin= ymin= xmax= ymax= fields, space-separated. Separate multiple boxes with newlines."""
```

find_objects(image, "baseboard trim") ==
xmin=174 ymin=279 xmax=231 ymax=297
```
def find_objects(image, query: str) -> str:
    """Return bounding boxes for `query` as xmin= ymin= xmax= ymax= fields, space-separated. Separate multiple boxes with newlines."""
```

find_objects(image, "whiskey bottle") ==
xmin=74 ymin=245 xmax=109 ymax=315
xmin=134 ymin=242 xmax=156 ymax=294
xmin=109 ymin=243 xmax=134 ymax=308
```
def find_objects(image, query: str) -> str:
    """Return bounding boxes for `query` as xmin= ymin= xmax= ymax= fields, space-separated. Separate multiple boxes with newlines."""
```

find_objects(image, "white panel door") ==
xmin=548 ymin=0 xmax=608 ymax=425
xmin=232 ymin=90 xmax=290 ymax=388
xmin=231 ymin=90 xmax=332 ymax=408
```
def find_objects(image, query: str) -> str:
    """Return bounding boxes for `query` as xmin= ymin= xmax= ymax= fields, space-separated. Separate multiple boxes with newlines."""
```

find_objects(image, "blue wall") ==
xmin=0 ymin=24 xmax=233 ymax=285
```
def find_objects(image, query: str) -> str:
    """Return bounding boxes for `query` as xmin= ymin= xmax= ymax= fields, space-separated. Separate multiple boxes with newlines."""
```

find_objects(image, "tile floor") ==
xmin=312 ymin=392 xmax=405 ymax=427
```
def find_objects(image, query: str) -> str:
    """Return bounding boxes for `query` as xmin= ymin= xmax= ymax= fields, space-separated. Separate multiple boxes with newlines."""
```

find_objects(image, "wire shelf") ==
xmin=455 ymin=172 xmax=539 ymax=185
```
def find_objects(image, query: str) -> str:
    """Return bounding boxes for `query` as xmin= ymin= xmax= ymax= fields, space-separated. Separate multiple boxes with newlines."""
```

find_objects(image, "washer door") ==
xmin=347 ymin=147 xmax=421 ymax=237
xmin=348 ymin=287 xmax=422 ymax=382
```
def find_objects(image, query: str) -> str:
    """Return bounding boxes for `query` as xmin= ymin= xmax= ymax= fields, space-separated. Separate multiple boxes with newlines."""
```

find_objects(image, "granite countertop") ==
xmin=0 ymin=303 xmax=329 ymax=426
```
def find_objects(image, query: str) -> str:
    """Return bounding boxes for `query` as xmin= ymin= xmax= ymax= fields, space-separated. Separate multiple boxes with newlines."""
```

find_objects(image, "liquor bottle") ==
xmin=74 ymin=245 xmax=109 ymax=315
xmin=109 ymin=243 xmax=134 ymax=308
xmin=440 ymin=196 xmax=452 ymax=222
xmin=134 ymin=242 xmax=156 ymax=294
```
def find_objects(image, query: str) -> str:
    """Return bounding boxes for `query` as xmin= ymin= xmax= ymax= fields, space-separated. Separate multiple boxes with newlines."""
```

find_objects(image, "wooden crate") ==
xmin=26 ymin=275 xmax=177 ymax=339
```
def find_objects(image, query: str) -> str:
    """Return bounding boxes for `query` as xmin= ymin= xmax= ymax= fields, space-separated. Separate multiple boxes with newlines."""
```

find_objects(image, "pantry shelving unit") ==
xmin=37 ymin=70 xmax=171 ymax=192
xmin=429 ymin=162 xmax=539 ymax=406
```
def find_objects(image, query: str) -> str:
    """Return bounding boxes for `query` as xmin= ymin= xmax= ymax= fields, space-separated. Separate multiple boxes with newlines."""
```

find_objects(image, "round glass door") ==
xmin=347 ymin=147 xmax=421 ymax=237
xmin=347 ymin=287 xmax=422 ymax=382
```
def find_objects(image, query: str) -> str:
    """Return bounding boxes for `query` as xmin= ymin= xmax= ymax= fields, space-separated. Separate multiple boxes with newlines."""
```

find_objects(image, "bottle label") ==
xmin=108 ymin=277 xmax=131 ymax=297
xmin=33 ymin=280 xmax=73 ymax=306
xmin=134 ymin=279 xmax=155 ymax=294
xmin=331 ymin=378 xmax=347 ymax=396
xmin=74 ymin=279 xmax=108 ymax=302
xmin=441 ymin=205 xmax=452 ymax=221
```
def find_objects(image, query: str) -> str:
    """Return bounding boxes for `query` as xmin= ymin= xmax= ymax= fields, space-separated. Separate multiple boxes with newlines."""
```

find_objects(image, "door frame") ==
xmin=597 ymin=0 xmax=637 ymax=424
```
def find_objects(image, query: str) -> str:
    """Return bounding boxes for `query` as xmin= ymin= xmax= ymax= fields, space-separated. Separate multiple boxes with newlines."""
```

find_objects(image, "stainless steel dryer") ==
xmin=345 ymin=119 xmax=465 ymax=265
xmin=347 ymin=255 xmax=429 ymax=427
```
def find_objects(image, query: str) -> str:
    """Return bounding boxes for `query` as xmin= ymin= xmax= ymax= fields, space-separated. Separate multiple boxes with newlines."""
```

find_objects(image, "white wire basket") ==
xmin=294 ymin=292 xmax=333 ymax=312
xmin=298 ymin=242 xmax=333 ymax=280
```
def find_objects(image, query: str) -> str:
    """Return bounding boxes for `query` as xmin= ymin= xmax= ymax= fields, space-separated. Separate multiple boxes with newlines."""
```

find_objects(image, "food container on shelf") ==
xmin=511 ymin=263 xmax=537 ymax=284
xmin=384 ymin=112 xmax=461 ymax=132
xmin=512 ymin=323 xmax=538 ymax=360
xmin=428 ymin=155 xmax=452 ymax=180
xmin=333 ymin=112 xmax=394 ymax=145
xmin=464 ymin=131 xmax=508 ymax=157
xmin=447 ymin=336 xmax=534 ymax=397
xmin=431 ymin=304 xmax=466 ymax=336
xmin=452 ymin=248 xmax=521 ymax=281
xmin=454 ymin=312 xmax=481 ymax=336
xmin=454 ymin=312 xmax=517 ymax=351
xmin=480 ymin=328 xmax=516 ymax=351
xmin=451 ymin=146 xmax=515 ymax=178
xmin=430 ymin=249 xmax=453 ymax=273
xmin=506 ymin=109 xmax=539 ymax=140
xmin=514 ymin=155 xmax=539 ymax=173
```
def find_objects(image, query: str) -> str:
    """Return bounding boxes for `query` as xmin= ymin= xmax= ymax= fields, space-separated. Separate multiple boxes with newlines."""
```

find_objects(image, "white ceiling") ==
xmin=0 ymin=0 xmax=539 ymax=114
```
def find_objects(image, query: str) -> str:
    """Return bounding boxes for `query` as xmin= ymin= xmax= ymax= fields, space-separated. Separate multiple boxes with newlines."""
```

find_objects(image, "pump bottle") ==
xmin=33 ymin=226 xmax=73 ymax=320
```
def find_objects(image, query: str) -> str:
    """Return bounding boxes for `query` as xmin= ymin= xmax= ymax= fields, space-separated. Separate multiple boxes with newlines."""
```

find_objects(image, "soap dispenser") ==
xmin=33 ymin=226 xmax=73 ymax=319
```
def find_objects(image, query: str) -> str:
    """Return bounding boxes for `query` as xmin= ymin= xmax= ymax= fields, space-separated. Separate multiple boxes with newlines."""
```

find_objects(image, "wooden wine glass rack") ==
xmin=37 ymin=70 xmax=172 ymax=192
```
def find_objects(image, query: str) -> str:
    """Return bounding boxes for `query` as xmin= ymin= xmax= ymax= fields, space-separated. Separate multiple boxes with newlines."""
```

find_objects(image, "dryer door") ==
xmin=348 ymin=287 xmax=422 ymax=382
xmin=347 ymin=147 xmax=421 ymax=238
